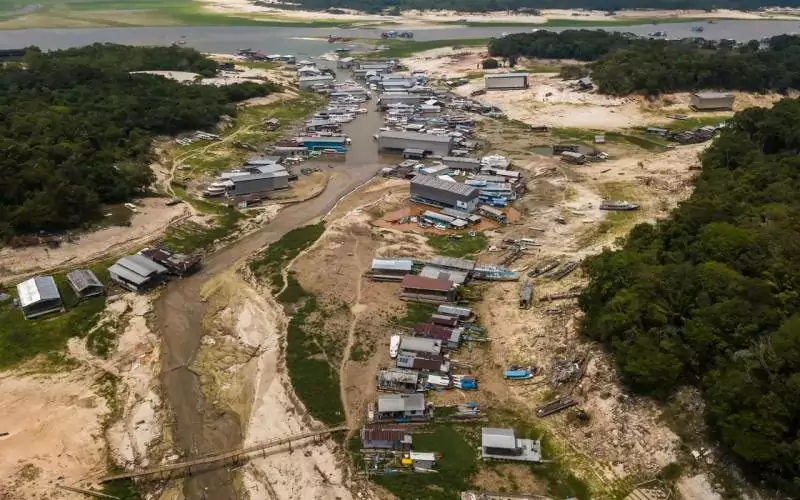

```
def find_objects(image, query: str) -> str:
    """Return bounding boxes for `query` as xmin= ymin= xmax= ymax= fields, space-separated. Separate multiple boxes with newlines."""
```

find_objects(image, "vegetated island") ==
xmin=0 ymin=44 xmax=276 ymax=240
xmin=579 ymin=98 xmax=800 ymax=496
xmin=488 ymin=30 xmax=800 ymax=94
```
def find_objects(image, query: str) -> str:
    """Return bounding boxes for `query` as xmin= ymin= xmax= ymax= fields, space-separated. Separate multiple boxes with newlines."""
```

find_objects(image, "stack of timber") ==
xmin=539 ymin=290 xmax=582 ymax=302
xmin=536 ymin=396 xmax=578 ymax=417
xmin=527 ymin=260 xmax=559 ymax=278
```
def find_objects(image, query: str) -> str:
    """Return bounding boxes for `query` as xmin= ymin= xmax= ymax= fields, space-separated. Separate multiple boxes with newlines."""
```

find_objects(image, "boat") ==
xmin=691 ymin=25 xmax=704 ymax=32
xmin=389 ymin=335 xmax=400 ymax=358
xmin=503 ymin=367 xmax=536 ymax=380
xmin=599 ymin=200 xmax=640 ymax=211
xmin=648 ymin=31 xmax=667 ymax=37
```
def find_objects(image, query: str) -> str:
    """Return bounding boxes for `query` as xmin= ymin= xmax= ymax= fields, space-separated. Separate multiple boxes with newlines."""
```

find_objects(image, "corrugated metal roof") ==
xmin=108 ymin=263 xmax=149 ymax=285
xmin=428 ymin=256 xmax=476 ymax=272
xmin=377 ymin=393 xmax=425 ymax=413
xmin=379 ymin=368 xmax=419 ymax=384
xmin=231 ymin=171 xmax=289 ymax=183
xmin=378 ymin=130 xmax=452 ymax=144
xmin=419 ymin=266 xmax=468 ymax=285
xmin=372 ymin=258 xmax=413 ymax=272
xmin=485 ymin=72 xmax=529 ymax=79
xmin=409 ymin=451 xmax=436 ymax=462
xmin=411 ymin=174 xmax=477 ymax=198
xmin=437 ymin=304 xmax=472 ymax=318
xmin=482 ymin=427 xmax=517 ymax=449
xmin=401 ymin=274 xmax=453 ymax=292
xmin=17 ymin=276 xmax=60 ymax=308
xmin=694 ymin=91 xmax=733 ymax=99
xmin=361 ymin=427 xmax=411 ymax=442
xmin=399 ymin=336 xmax=442 ymax=355
xmin=66 ymin=269 xmax=103 ymax=292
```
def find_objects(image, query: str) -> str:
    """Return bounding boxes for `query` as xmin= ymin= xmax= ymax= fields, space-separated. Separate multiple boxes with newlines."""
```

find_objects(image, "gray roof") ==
xmin=108 ymin=263 xmax=148 ymax=285
xmin=399 ymin=336 xmax=442 ymax=355
xmin=429 ymin=255 xmax=476 ymax=272
xmin=693 ymin=91 xmax=734 ymax=99
xmin=380 ymin=131 xmax=453 ymax=144
xmin=377 ymin=393 xmax=426 ymax=413
xmin=437 ymin=304 xmax=472 ymax=318
xmin=372 ymin=258 xmax=413 ymax=272
xmin=482 ymin=427 xmax=517 ymax=449
xmin=485 ymin=72 xmax=529 ymax=79
xmin=419 ymin=266 xmax=468 ymax=285
xmin=442 ymin=156 xmax=481 ymax=164
xmin=66 ymin=269 xmax=104 ymax=292
xmin=411 ymin=175 xmax=477 ymax=198
xmin=17 ymin=276 xmax=61 ymax=308
xmin=116 ymin=254 xmax=168 ymax=277
xmin=231 ymin=171 xmax=289 ymax=183
xmin=378 ymin=368 xmax=419 ymax=385
xmin=298 ymin=75 xmax=334 ymax=82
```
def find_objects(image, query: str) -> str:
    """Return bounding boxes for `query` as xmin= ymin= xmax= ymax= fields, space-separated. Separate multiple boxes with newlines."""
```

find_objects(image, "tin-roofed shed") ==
xmin=109 ymin=254 xmax=168 ymax=292
xmin=66 ymin=269 xmax=105 ymax=299
xmin=370 ymin=258 xmax=414 ymax=281
xmin=401 ymin=275 xmax=456 ymax=303
xmin=17 ymin=276 xmax=63 ymax=319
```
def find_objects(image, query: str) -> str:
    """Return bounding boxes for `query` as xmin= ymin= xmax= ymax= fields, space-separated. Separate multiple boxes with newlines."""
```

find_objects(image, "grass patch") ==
xmin=249 ymin=223 xmax=325 ymax=293
xmin=349 ymin=343 xmax=367 ymax=361
xmin=552 ymin=127 xmax=600 ymax=143
xmin=276 ymin=272 xmax=309 ymax=304
xmin=163 ymin=186 xmax=245 ymax=253
xmin=239 ymin=60 xmax=281 ymax=71
xmin=0 ymin=268 xmax=109 ymax=369
xmin=372 ymin=425 xmax=478 ymax=500
xmin=606 ymin=132 xmax=670 ymax=151
xmin=575 ymin=182 xmax=642 ymax=249
xmin=648 ymin=115 xmax=728 ymax=132
xmin=285 ymin=293 xmax=344 ymax=426
xmin=370 ymin=38 xmax=490 ymax=59
xmin=427 ymin=232 xmax=488 ymax=258
xmin=391 ymin=302 xmax=438 ymax=327
xmin=100 ymin=479 xmax=142 ymax=500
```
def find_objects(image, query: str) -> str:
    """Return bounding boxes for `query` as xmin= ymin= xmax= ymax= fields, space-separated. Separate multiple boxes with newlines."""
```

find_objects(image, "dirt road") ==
xmin=154 ymin=101 xmax=383 ymax=499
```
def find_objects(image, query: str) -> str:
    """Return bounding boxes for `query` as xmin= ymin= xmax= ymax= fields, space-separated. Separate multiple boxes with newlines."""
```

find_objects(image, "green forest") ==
xmin=579 ymin=99 xmax=800 ymax=495
xmin=488 ymin=31 xmax=800 ymax=94
xmin=0 ymin=44 xmax=276 ymax=238
xmin=291 ymin=0 xmax=798 ymax=13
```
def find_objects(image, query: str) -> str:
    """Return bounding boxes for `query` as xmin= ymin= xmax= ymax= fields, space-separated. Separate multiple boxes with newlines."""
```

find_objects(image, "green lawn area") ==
xmin=552 ymin=127 xmax=670 ymax=152
xmin=249 ymin=223 xmax=326 ymax=293
xmin=647 ymin=115 xmax=729 ymax=132
xmin=449 ymin=16 xmax=726 ymax=28
xmin=427 ymin=232 xmax=488 ymax=258
xmin=391 ymin=302 xmax=438 ymax=327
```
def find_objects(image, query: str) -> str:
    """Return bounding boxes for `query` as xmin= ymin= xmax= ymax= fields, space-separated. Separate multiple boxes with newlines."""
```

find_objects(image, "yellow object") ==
xmin=401 ymin=457 xmax=413 ymax=467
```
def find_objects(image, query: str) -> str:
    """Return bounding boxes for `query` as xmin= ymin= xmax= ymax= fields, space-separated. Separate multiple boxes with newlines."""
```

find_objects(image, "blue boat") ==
xmin=504 ymin=368 xmax=534 ymax=380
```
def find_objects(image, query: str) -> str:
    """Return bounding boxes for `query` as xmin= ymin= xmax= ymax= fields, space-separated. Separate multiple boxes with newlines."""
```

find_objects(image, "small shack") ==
xmin=413 ymin=323 xmax=462 ymax=350
xmin=691 ymin=92 xmax=735 ymax=111
xmin=560 ymin=151 xmax=587 ymax=165
xmin=370 ymin=258 xmax=414 ymax=281
xmin=409 ymin=451 xmax=437 ymax=471
xmin=400 ymin=275 xmax=456 ymax=303
xmin=374 ymin=393 xmax=428 ymax=421
xmin=66 ymin=269 xmax=105 ymax=299
xmin=17 ymin=276 xmax=63 ymax=319
xmin=141 ymin=247 xmax=201 ymax=276
xmin=396 ymin=351 xmax=450 ymax=373
xmin=360 ymin=427 xmax=412 ymax=450
xmin=481 ymin=427 xmax=542 ymax=462
xmin=377 ymin=368 xmax=420 ymax=392
xmin=437 ymin=304 xmax=472 ymax=319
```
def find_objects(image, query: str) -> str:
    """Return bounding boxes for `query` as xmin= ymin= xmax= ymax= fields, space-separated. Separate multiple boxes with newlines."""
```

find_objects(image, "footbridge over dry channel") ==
xmin=99 ymin=425 xmax=348 ymax=482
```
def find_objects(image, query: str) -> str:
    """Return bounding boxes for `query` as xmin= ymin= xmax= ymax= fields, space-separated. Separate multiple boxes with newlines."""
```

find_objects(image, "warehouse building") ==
xmin=66 ymin=269 xmax=105 ymax=299
xmin=109 ymin=254 xmax=169 ymax=292
xmin=485 ymin=73 xmax=529 ymax=90
xmin=378 ymin=131 xmax=453 ymax=157
xmin=441 ymin=156 xmax=482 ymax=172
xmin=298 ymin=75 xmax=334 ymax=89
xmin=231 ymin=170 xmax=290 ymax=196
xmin=690 ymin=92 xmax=735 ymax=111
xmin=410 ymin=175 xmax=479 ymax=212
xmin=17 ymin=276 xmax=63 ymax=319
xmin=378 ymin=93 xmax=429 ymax=106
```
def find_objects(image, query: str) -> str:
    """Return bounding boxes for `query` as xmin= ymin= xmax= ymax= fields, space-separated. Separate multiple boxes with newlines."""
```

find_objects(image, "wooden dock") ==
xmin=99 ymin=425 xmax=348 ymax=482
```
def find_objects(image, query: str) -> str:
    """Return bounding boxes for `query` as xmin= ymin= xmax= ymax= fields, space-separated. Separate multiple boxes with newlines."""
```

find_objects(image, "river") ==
xmin=0 ymin=19 xmax=799 ymax=54
xmin=154 ymin=66 xmax=383 ymax=499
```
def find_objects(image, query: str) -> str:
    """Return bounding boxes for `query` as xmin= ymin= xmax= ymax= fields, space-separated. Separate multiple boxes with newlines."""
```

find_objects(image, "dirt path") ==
xmin=339 ymin=238 xmax=365 ymax=432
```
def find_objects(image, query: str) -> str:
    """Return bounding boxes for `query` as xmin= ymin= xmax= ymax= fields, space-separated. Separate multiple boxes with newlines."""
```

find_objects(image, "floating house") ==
xmin=396 ymin=351 xmax=450 ymax=373
xmin=377 ymin=368 xmax=420 ymax=392
xmin=481 ymin=427 xmax=542 ymax=462
xmin=400 ymin=275 xmax=457 ymax=303
xmin=360 ymin=427 xmax=413 ymax=450
xmin=413 ymin=323 xmax=463 ymax=350
xmin=378 ymin=131 xmax=453 ymax=157
xmin=66 ymin=269 xmax=105 ymax=299
xmin=691 ymin=91 xmax=735 ymax=111
xmin=108 ymin=254 xmax=168 ymax=292
xmin=410 ymin=175 xmax=479 ymax=212
xmin=398 ymin=336 xmax=442 ymax=356
xmin=141 ymin=247 xmax=201 ymax=276
xmin=485 ymin=73 xmax=529 ymax=90
xmin=370 ymin=258 xmax=414 ymax=281
xmin=418 ymin=265 xmax=469 ymax=285
xmin=437 ymin=304 xmax=472 ymax=319
xmin=374 ymin=393 xmax=428 ymax=421
xmin=17 ymin=276 xmax=63 ymax=319
xmin=298 ymin=75 xmax=335 ymax=89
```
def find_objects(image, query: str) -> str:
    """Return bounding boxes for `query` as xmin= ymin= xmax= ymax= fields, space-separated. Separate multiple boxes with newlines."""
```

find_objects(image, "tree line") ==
xmin=579 ymin=99 xmax=800 ymax=495
xmin=488 ymin=31 xmax=800 ymax=94
xmin=0 ymin=44 xmax=276 ymax=239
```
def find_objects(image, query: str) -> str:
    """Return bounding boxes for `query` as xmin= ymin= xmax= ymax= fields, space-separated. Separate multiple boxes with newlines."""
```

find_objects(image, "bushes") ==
xmin=481 ymin=58 xmax=499 ymax=69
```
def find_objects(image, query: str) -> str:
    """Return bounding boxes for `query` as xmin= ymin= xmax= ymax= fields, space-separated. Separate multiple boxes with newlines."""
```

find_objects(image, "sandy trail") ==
xmin=338 ymin=238 xmax=365 ymax=432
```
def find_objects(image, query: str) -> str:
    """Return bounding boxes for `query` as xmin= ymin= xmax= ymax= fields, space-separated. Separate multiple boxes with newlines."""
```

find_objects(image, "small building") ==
xmin=437 ymin=304 xmax=472 ymax=319
xmin=420 ymin=211 xmax=468 ymax=230
xmin=413 ymin=323 xmax=462 ymax=350
xmin=377 ymin=368 xmax=420 ymax=392
xmin=360 ymin=427 xmax=412 ymax=450
xmin=66 ymin=269 xmax=105 ymax=299
xmin=440 ymin=207 xmax=481 ymax=225
xmin=560 ymin=151 xmax=587 ymax=165
xmin=477 ymin=204 xmax=508 ymax=223
xmin=481 ymin=427 xmax=542 ymax=462
xmin=646 ymin=127 xmax=669 ymax=136
xmin=430 ymin=313 xmax=458 ymax=327
xmin=378 ymin=131 xmax=453 ymax=157
xmin=441 ymin=156 xmax=482 ymax=172
xmin=374 ymin=393 xmax=428 ymax=421
xmin=485 ymin=73 xmax=529 ymax=90
xmin=140 ymin=247 xmax=201 ymax=276
xmin=298 ymin=75 xmax=335 ymax=89
xmin=399 ymin=336 xmax=442 ymax=356
xmin=108 ymin=254 xmax=169 ymax=292
xmin=403 ymin=148 xmax=426 ymax=160
xmin=337 ymin=57 xmax=355 ymax=69
xmin=378 ymin=93 xmax=429 ymax=106
xmin=409 ymin=451 xmax=437 ymax=471
xmin=17 ymin=276 xmax=63 ymax=319
xmin=691 ymin=92 xmax=735 ymax=111
xmin=428 ymin=256 xmax=477 ymax=274
xmin=401 ymin=275 xmax=456 ymax=303
xmin=410 ymin=175 xmax=479 ymax=212
xmin=231 ymin=170 xmax=290 ymax=196
xmin=396 ymin=351 xmax=450 ymax=373
xmin=370 ymin=258 xmax=414 ymax=281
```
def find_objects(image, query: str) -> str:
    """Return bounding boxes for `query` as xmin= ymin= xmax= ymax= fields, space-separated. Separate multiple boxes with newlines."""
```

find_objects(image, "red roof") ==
xmin=361 ymin=427 xmax=411 ymax=442
xmin=401 ymin=274 xmax=453 ymax=292
xmin=414 ymin=323 xmax=454 ymax=340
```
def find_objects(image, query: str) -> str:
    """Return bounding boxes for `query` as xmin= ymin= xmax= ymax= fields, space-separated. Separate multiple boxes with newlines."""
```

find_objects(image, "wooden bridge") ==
xmin=99 ymin=425 xmax=348 ymax=482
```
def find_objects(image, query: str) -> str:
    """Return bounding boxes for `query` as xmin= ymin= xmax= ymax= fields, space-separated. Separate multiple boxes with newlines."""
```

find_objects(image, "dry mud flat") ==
xmin=0 ymin=293 xmax=163 ymax=500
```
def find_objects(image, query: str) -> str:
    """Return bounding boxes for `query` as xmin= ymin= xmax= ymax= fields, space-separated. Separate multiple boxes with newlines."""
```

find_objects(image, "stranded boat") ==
xmin=599 ymin=200 xmax=640 ymax=211
xmin=389 ymin=335 xmax=400 ymax=358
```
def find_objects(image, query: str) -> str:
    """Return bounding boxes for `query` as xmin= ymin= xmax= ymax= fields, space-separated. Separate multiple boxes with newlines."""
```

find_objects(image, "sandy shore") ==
xmin=196 ymin=0 xmax=800 ymax=24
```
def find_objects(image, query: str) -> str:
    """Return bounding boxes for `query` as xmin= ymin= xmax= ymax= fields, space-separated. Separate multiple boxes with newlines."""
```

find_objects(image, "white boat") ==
xmin=390 ymin=335 xmax=400 ymax=358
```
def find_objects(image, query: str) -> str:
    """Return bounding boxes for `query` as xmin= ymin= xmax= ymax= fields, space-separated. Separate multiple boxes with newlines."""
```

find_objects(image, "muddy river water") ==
xmin=154 ymin=79 xmax=383 ymax=499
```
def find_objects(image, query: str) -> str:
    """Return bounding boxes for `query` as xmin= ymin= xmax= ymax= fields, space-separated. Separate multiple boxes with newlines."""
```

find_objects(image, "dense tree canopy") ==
xmin=0 ymin=44 xmax=276 ymax=238
xmin=579 ymin=99 xmax=800 ymax=495
xmin=489 ymin=31 xmax=800 ymax=94
xmin=291 ymin=0 xmax=800 ymax=13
